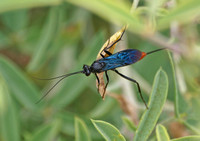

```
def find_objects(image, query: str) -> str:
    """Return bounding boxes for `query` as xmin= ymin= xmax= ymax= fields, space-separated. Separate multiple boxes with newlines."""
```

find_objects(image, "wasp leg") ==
xmin=104 ymin=50 xmax=112 ymax=56
xmin=100 ymin=53 xmax=105 ymax=58
xmin=113 ymin=69 xmax=149 ymax=109
xmin=100 ymin=38 xmax=111 ymax=58
xmin=100 ymin=50 xmax=112 ymax=58
xmin=102 ymin=71 xmax=109 ymax=99
xmin=100 ymin=27 xmax=126 ymax=58
xmin=105 ymin=27 xmax=126 ymax=51
xmin=95 ymin=73 xmax=100 ymax=93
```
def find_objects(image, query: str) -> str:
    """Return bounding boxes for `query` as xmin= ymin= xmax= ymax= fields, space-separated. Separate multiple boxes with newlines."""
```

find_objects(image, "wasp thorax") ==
xmin=90 ymin=61 xmax=105 ymax=73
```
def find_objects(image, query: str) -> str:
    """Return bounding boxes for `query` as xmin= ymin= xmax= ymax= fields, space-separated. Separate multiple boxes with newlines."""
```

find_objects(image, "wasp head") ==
xmin=83 ymin=65 xmax=91 ymax=76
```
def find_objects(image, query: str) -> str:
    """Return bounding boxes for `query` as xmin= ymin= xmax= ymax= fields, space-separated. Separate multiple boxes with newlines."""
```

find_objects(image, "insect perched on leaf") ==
xmin=36 ymin=28 xmax=166 ymax=109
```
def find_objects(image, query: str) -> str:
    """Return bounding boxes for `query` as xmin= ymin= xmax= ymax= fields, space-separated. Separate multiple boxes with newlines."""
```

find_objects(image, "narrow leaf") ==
xmin=156 ymin=124 xmax=170 ymax=141
xmin=0 ymin=56 xmax=39 ymax=110
xmin=30 ymin=120 xmax=60 ymax=141
xmin=168 ymin=51 xmax=180 ymax=118
xmin=1 ymin=9 xmax=28 ymax=31
xmin=75 ymin=117 xmax=91 ymax=141
xmin=134 ymin=68 xmax=168 ymax=141
xmin=28 ymin=7 xmax=60 ymax=72
xmin=122 ymin=116 xmax=136 ymax=132
xmin=0 ymin=0 xmax=61 ymax=14
xmin=171 ymin=136 xmax=200 ymax=141
xmin=59 ymin=112 xmax=102 ymax=140
xmin=91 ymin=119 xmax=126 ymax=141
xmin=65 ymin=0 xmax=144 ymax=34
xmin=88 ymin=97 xmax=116 ymax=118
xmin=182 ymin=121 xmax=200 ymax=135
xmin=0 ymin=75 xmax=20 ymax=141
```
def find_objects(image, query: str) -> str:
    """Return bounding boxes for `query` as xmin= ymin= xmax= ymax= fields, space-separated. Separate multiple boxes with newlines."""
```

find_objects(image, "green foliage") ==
xmin=0 ymin=0 xmax=200 ymax=140
xmin=168 ymin=51 xmax=180 ymax=118
xmin=91 ymin=119 xmax=126 ymax=141
xmin=0 ymin=57 xmax=40 ymax=111
xmin=122 ymin=116 xmax=137 ymax=132
xmin=75 ymin=117 xmax=91 ymax=141
xmin=0 ymin=0 xmax=61 ymax=13
xmin=134 ymin=68 xmax=168 ymax=141
xmin=28 ymin=7 xmax=61 ymax=72
xmin=171 ymin=136 xmax=200 ymax=141
xmin=29 ymin=120 xmax=60 ymax=141
xmin=0 ymin=76 xmax=20 ymax=141
xmin=156 ymin=124 xmax=170 ymax=141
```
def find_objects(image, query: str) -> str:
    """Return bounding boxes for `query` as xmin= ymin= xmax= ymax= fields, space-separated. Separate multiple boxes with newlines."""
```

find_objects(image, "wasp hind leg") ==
xmin=113 ymin=69 xmax=149 ymax=109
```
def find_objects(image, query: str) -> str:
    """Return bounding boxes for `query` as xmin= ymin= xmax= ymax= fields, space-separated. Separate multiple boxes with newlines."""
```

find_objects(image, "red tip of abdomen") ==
xmin=139 ymin=52 xmax=146 ymax=60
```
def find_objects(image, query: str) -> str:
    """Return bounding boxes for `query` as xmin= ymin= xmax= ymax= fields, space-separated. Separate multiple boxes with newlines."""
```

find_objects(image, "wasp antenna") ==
xmin=35 ymin=70 xmax=83 ymax=103
xmin=146 ymin=48 xmax=166 ymax=55
xmin=35 ymin=76 xmax=66 ymax=104
xmin=33 ymin=71 xmax=84 ymax=80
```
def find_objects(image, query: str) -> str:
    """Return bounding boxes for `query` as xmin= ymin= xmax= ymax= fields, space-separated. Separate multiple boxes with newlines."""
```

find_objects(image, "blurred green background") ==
xmin=0 ymin=0 xmax=200 ymax=141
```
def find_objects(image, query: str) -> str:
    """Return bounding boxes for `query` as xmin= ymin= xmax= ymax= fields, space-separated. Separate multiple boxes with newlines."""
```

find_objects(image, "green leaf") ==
xmin=0 ymin=31 xmax=10 ymax=47
xmin=156 ymin=124 xmax=170 ymax=141
xmin=75 ymin=117 xmax=91 ymax=141
xmin=122 ymin=116 xmax=136 ymax=132
xmin=0 ymin=56 xmax=40 ymax=110
xmin=59 ymin=112 xmax=102 ymax=140
xmin=0 ymin=75 xmax=20 ymax=141
xmin=1 ymin=9 xmax=28 ymax=31
xmin=168 ymin=51 xmax=180 ymax=118
xmin=133 ymin=68 xmax=168 ymax=141
xmin=182 ymin=121 xmax=200 ymax=135
xmin=88 ymin=97 xmax=116 ymax=118
xmin=0 ymin=0 xmax=61 ymax=14
xmin=27 ymin=7 xmax=61 ymax=72
xmin=171 ymin=136 xmax=200 ymax=141
xmin=29 ymin=120 xmax=60 ymax=141
xmin=65 ymin=0 xmax=144 ymax=34
xmin=158 ymin=0 xmax=200 ymax=30
xmin=91 ymin=119 xmax=126 ymax=141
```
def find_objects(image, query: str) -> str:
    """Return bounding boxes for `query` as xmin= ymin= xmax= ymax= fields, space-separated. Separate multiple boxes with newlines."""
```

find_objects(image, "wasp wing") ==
xmin=97 ymin=49 xmax=143 ymax=71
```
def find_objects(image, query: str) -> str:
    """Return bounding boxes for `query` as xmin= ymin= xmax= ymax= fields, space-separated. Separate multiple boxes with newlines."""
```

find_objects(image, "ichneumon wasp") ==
xmin=36 ymin=28 xmax=166 ymax=109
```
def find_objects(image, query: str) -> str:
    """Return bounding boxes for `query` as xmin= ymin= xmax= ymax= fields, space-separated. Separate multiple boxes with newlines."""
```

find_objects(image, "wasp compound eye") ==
xmin=83 ymin=65 xmax=91 ymax=76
